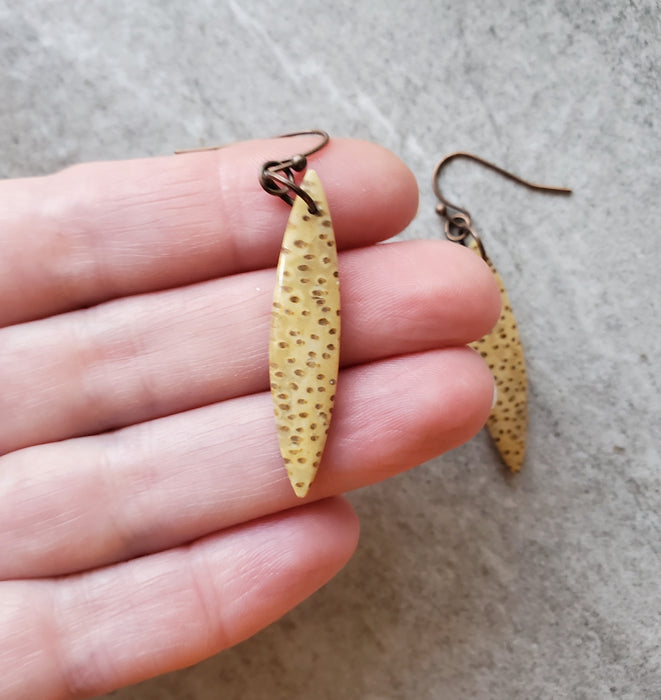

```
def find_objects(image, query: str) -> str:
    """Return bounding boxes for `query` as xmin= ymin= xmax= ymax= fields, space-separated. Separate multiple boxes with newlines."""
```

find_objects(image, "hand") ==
xmin=0 ymin=137 xmax=498 ymax=699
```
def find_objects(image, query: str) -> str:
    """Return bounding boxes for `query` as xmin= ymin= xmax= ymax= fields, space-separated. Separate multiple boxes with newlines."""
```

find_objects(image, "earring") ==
xmin=260 ymin=131 xmax=339 ymax=498
xmin=433 ymin=152 xmax=571 ymax=472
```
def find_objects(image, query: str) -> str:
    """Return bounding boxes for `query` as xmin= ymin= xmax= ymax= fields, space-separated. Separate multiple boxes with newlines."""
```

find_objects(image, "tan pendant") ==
xmin=468 ymin=242 xmax=527 ymax=472
xmin=431 ymin=151 xmax=569 ymax=471
xmin=269 ymin=170 xmax=340 ymax=497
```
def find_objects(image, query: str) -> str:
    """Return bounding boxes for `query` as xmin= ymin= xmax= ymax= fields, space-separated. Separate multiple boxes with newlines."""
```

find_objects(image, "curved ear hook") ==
xmin=275 ymin=129 xmax=330 ymax=158
xmin=432 ymin=151 xmax=572 ymax=258
xmin=175 ymin=130 xmax=330 ymax=216
xmin=259 ymin=130 xmax=330 ymax=215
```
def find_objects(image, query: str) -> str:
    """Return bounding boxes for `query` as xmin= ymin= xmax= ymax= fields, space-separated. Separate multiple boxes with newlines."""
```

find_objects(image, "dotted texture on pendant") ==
xmin=468 ymin=242 xmax=527 ymax=472
xmin=269 ymin=169 xmax=340 ymax=497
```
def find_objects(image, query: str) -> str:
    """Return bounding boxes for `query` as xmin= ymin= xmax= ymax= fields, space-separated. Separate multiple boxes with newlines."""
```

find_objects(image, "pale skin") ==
xmin=0 ymin=137 xmax=500 ymax=699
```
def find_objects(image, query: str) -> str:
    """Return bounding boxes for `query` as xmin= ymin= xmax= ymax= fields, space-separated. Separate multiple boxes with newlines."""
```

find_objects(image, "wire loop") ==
xmin=432 ymin=151 xmax=572 ymax=259
xmin=259 ymin=130 xmax=330 ymax=215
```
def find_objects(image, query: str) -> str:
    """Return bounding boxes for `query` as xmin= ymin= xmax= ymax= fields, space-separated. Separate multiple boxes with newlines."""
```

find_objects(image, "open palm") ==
xmin=0 ymin=137 xmax=498 ymax=699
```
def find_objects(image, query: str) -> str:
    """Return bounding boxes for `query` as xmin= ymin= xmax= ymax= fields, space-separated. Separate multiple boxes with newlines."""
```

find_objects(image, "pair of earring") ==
xmin=185 ymin=131 xmax=571 ymax=497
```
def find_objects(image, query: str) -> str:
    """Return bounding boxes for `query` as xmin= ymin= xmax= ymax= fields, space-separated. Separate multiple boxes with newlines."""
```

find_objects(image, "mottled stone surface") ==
xmin=1 ymin=1 xmax=659 ymax=698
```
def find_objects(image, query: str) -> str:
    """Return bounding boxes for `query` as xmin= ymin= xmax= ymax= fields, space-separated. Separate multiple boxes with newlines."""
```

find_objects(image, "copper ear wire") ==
xmin=258 ymin=130 xmax=330 ymax=215
xmin=175 ymin=130 xmax=330 ymax=216
xmin=432 ymin=151 xmax=572 ymax=259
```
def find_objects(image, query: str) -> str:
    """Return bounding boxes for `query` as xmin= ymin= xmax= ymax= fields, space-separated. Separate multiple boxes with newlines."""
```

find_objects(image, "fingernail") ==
xmin=492 ymin=384 xmax=498 ymax=408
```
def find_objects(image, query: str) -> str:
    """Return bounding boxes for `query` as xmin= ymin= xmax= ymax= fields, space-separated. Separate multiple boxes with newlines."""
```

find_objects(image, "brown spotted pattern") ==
xmin=269 ymin=170 xmax=340 ymax=497
xmin=468 ymin=241 xmax=527 ymax=472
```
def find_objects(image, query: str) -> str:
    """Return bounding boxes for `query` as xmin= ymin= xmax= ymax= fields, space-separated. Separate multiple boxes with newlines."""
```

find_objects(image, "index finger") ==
xmin=0 ymin=137 xmax=417 ymax=327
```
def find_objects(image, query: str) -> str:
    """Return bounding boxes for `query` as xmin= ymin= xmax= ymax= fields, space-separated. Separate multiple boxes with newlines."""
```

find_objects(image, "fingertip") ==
xmin=433 ymin=241 xmax=502 ymax=341
xmin=320 ymin=138 xmax=419 ymax=245
xmin=435 ymin=346 xmax=495 ymax=448
xmin=241 ymin=497 xmax=360 ymax=587
xmin=323 ymin=347 xmax=497 ymax=491
xmin=216 ymin=498 xmax=360 ymax=644
xmin=472 ymin=251 xmax=503 ymax=335
xmin=309 ymin=496 xmax=361 ymax=563
xmin=369 ymin=347 xmax=494 ymax=456
xmin=342 ymin=240 xmax=501 ymax=350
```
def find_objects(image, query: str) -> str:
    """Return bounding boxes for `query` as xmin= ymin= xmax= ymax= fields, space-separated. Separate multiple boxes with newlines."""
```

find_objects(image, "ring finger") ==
xmin=0 ymin=346 xmax=493 ymax=579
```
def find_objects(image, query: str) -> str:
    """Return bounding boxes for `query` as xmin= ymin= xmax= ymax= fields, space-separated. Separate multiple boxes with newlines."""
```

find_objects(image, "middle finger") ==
xmin=0 ymin=240 xmax=498 ymax=454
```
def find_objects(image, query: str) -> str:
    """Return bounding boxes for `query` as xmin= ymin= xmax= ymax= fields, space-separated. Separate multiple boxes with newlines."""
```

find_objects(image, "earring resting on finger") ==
xmin=261 ymin=131 xmax=339 ymax=498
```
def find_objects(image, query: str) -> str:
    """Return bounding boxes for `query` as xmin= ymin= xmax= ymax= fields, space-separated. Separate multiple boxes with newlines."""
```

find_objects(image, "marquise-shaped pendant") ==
xmin=269 ymin=170 xmax=340 ymax=497
xmin=469 ymin=242 xmax=527 ymax=472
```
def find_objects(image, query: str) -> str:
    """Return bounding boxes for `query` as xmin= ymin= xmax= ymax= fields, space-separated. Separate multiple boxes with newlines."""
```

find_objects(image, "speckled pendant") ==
xmin=468 ymin=241 xmax=527 ymax=472
xmin=269 ymin=169 xmax=340 ymax=497
xmin=433 ymin=152 xmax=570 ymax=472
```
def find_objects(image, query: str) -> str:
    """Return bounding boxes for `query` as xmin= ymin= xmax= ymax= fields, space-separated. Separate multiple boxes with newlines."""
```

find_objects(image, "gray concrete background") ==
xmin=1 ymin=1 xmax=660 ymax=698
